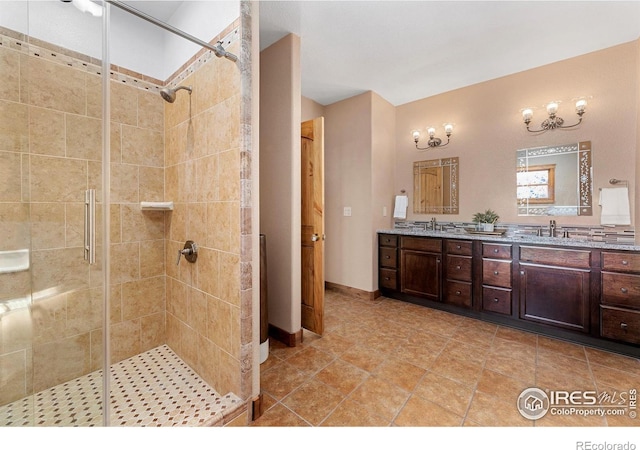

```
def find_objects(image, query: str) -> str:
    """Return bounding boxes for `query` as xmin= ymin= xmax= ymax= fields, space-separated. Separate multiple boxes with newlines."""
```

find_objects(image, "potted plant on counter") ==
xmin=472 ymin=209 xmax=500 ymax=232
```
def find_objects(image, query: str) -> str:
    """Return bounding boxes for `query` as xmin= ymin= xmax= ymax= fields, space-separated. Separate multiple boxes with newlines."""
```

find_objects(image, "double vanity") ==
xmin=378 ymin=229 xmax=640 ymax=358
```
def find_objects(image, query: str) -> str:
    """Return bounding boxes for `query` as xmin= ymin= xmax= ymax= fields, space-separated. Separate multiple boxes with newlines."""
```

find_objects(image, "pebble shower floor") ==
xmin=0 ymin=345 xmax=242 ymax=426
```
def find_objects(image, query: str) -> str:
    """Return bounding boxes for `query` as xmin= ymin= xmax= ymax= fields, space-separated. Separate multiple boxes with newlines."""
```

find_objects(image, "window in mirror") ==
xmin=413 ymin=157 xmax=458 ymax=214
xmin=516 ymin=141 xmax=592 ymax=216
xmin=517 ymin=164 xmax=555 ymax=204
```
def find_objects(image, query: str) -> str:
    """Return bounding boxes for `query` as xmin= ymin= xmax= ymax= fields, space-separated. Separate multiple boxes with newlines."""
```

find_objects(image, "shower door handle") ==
xmin=84 ymin=189 xmax=96 ymax=265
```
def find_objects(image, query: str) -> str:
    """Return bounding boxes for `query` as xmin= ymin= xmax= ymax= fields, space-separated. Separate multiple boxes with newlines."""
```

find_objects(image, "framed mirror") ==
xmin=516 ymin=141 xmax=592 ymax=216
xmin=413 ymin=157 xmax=459 ymax=214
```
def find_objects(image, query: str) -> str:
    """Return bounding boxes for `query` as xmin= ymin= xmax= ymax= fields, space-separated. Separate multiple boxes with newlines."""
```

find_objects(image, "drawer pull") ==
xmin=493 ymin=248 xmax=499 ymax=253
xmin=385 ymin=255 xmax=390 ymax=259
xmin=493 ymin=298 xmax=499 ymax=303
xmin=456 ymin=265 xmax=461 ymax=270
xmin=621 ymin=287 xmax=628 ymax=294
xmin=384 ymin=277 xmax=390 ymax=281
xmin=622 ymin=260 xmax=629 ymax=265
xmin=456 ymin=245 xmax=461 ymax=249
xmin=494 ymin=271 xmax=499 ymax=275
xmin=456 ymin=291 xmax=461 ymax=295
xmin=621 ymin=322 xmax=628 ymax=330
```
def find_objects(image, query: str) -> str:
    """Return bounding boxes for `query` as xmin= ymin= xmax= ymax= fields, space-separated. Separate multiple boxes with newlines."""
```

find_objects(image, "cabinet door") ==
xmin=401 ymin=249 xmax=441 ymax=301
xmin=519 ymin=264 xmax=590 ymax=332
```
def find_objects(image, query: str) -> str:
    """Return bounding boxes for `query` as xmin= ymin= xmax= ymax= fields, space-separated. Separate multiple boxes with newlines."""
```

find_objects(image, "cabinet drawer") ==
xmin=379 ymin=234 xmax=398 ymax=248
xmin=520 ymin=246 xmax=591 ymax=269
xmin=482 ymin=287 xmax=512 ymax=315
xmin=602 ymin=272 xmax=640 ymax=308
xmin=446 ymin=255 xmax=472 ymax=282
xmin=379 ymin=268 xmax=397 ymax=290
xmin=401 ymin=236 xmax=442 ymax=253
xmin=446 ymin=240 xmax=472 ymax=256
xmin=483 ymin=259 xmax=512 ymax=288
xmin=380 ymin=247 xmax=398 ymax=268
xmin=602 ymin=252 xmax=640 ymax=273
xmin=482 ymin=243 xmax=512 ymax=259
xmin=445 ymin=281 xmax=472 ymax=308
xmin=601 ymin=306 xmax=640 ymax=345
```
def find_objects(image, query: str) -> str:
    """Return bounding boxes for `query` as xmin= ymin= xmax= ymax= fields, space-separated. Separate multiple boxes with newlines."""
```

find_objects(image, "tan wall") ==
xmin=396 ymin=41 xmax=639 ymax=226
xmin=259 ymin=34 xmax=302 ymax=334
xmin=302 ymin=96 xmax=325 ymax=122
xmin=164 ymin=35 xmax=244 ymax=396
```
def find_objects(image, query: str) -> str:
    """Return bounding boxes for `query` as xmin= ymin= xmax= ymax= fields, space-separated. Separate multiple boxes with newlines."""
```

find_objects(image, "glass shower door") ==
xmin=0 ymin=0 xmax=107 ymax=426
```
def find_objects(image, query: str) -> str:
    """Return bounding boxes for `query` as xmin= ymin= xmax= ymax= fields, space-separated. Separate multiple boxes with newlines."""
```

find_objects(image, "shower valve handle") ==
xmin=176 ymin=240 xmax=198 ymax=265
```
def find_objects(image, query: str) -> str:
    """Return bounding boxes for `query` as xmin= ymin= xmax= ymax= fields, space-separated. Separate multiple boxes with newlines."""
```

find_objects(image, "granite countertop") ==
xmin=377 ymin=228 xmax=640 ymax=251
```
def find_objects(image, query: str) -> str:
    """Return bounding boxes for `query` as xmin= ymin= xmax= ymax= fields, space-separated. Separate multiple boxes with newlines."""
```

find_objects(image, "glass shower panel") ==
xmin=0 ymin=0 xmax=106 ymax=426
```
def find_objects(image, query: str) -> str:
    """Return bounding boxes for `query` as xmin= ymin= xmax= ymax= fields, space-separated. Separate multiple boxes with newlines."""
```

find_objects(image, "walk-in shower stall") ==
xmin=0 ymin=0 xmax=253 ymax=426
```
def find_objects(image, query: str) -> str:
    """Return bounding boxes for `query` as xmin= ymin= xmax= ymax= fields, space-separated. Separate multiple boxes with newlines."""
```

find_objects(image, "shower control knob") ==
xmin=176 ymin=240 xmax=198 ymax=265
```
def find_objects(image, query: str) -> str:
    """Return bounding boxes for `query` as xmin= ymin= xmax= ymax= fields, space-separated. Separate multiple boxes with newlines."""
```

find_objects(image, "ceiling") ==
xmin=258 ymin=1 xmax=640 ymax=106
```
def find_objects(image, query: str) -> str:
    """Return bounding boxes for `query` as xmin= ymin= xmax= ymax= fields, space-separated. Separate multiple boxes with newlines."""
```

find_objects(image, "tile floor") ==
xmin=0 ymin=345 xmax=243 ymax=427
xmin=253 ymin=290 xmax=640 ymax=427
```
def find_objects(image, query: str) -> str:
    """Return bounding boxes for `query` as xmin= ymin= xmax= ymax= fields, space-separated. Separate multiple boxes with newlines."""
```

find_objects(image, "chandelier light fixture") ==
xmin=412 ymin=124 xmax=453 ymax=150
xmin=522 ymin=99 xmax=587 ymax=133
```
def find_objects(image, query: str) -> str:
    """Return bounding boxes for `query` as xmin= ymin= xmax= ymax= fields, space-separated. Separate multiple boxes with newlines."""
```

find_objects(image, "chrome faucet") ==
xmin=430 ymin=217 xmax=437 ymax=230
xmin=549 ymin=220 xmax=556 ymax=237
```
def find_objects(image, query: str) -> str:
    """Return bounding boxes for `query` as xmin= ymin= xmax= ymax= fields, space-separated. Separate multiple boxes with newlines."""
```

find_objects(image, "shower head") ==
xmin=160 ymin=85 xmax=192 ymax=103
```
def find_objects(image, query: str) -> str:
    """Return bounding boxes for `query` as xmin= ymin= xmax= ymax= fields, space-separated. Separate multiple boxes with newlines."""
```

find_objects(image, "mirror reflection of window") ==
xmin=517 ymin=164 xmax=555 ymax=204
xmin=413 ymin=157 xmax=459 ymax=214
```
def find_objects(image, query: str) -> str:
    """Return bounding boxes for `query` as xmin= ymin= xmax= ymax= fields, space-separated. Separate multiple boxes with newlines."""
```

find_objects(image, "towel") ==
xmin=599 ymin=187 xmax=630 ymax=225
xmin=393 ymin=195 xmax=408 ymax=219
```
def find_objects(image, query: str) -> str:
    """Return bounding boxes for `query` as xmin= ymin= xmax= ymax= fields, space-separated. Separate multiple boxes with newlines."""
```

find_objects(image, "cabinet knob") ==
xmin=456 ymin=245 xmax=461 ymax=249
xmin=456 ymin=291 xmax=461 ymax=295
xmin=385 ymin=255 xmax=390 ymax=259
xmin=384 ymin=277 xmax=390 ymax=281
xmin=520 ymin=270 xmax=525 ymax=275
xmin=621 ymin=287 xmax=628 ymax=294
xmin=456 ymin=265 xmax=461 ymax=270
xmin=621 ymin=322 xmax=628 ymax=330
xmin=622 ymin=260 xmax=629 ymax=265
xmin=494 ymin=271 xmax=499 ymax=275
xmin=493 ymin=248 xmax=499 ymax=253
xmin=493 ymin=298 xmax=499 ymax=303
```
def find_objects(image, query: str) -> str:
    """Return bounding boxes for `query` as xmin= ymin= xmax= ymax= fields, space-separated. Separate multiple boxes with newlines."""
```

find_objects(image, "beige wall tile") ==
xmin=110 ymin=82 xmax=138 ymax=126
xmin=167 ymin=202 xmax=186 ymax=242
xmin=0 ymin=147 xmax=23 ymax=202
xmin=196 ymin=154 xmax=218 ymax=202
xmin=195 ymin=334 xmax=219 ymax=388
xmin=110 ymin=204 xmax=122 ymax=243
xmin=167 ymin=277 xmax=189 ymax=323
xmin=140 ymin=239 xmax=165 ymax=278
xmin=0 ymin=271 xmax=30 ymax=304
xmin=122 ymin=125 xmax=164 ymax=167
xmin=0 ymin=306 xmax=32 ymax=353
xmin=89 ymin=328 xmax=103 ymax=372
xmin=217 ymin=349 xmax=241 ymax=396
xmin=179 ymin=322 xmax=199 ymax=371
xmin=138 ymin=89 xmax=164 ymax=131
xmin=207 ymin=296 xmax=233 ymax=354
xmin=29 ymin=106 xmax=65 ymax=156
xmin=66 ymin=287 xmax=103 ymax=336
xmin=27 ymin=57 xmax=86 ymax=115
xmin=217 ymin=41 xmax=241 ymax=104
xmin=31 ymin=247 xmax=90 ymax=293
xmin=110 ymin=242 xmax=140 ymax=284
xmin=66 ymin=114 xmax=101 ymax=160
xmin=166 ymin=312 xmax=181 ymax=353
xmin=194 ymin=58 xmax=217 ymax=115
xmin=111 ymin=163 xmax=139 ymax=203
xmin=0 ymin=101 xmax=28 ymax=153
xmin=121 ymin=204 xmax=164 ymax=242
xmin=30 ymin=202 xmax=65 ymax=250
xmin=218 ymin=149 xmax=240 ymax=201
xmin=66 ymin=202 xmax=85 ymax=248
xmin=110 ymin=283 xmax=123 ymax=324
xmin=86 ymin=73 xmax=102 ymax=119
xmin=0 ymin=46 xmax=20 ymax=103
xmin=110 ymin=319 xmax=140 ymax=363
xmin=187 ymin=202 xmax=207 ymax=247
xmin=121 ymin=276 xmax=165 ymax=321
xmin=164 ymin=74 xmax=194 ymax=129
xmin=139 ymin=166 xmax=164 ymax=202
xmin=0 ymin=202 xmax=29 ymax=250
xmin=189 ymin=288 xmax=208 ymax=337
xmin=219 ymin=252 xmax=240 ymax=307
xmin=195 ymin=247 xmax=219 ymax=297
xmin=30 ymin=155 xmax=87 ymax=202
xmin=33 ymin=332 xmax=91 ymax=392
xmin=0 ymin=350 xmax=29 ymax=405
xmin=207 ymin=201 xmax=231 ymax=251
xmin=110 ymin=122 xmax=122 ymax=163
xmin=140 ymin=312 xmax=165 ymax=351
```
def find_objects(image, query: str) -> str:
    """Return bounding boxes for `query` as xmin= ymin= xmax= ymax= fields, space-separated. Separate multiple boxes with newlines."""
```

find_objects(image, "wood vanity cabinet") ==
xmin=444 ymin=240 xmax=473 ymax=308
xmin=601 ymin=252 xmax=640 ymax=344
xmin=518 ymin=246 xmax=592 ymax=333
xmin=378 ymin=234 xmax=398 ymax=291
xmin=400 ymin=236 xmax=442 ymax=301
xmin=481 ymin=243 xmax=513 ymax=315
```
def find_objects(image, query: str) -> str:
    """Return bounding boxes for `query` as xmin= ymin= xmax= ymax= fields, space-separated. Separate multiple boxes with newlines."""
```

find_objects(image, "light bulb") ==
xmin=522 ymin=109 xmax=533 ymax=121
xmin=444 ymin=124 xmax=453 ymax=135
xmin=427 ymin=127 xmax=436 ymax=137
xmin=575 ymin=99 xmax=587 ymax=113
xmin=546 ymin=102 xmax=559 ymax=115
xmin=412 ymin=130 xmax=420 ymax=141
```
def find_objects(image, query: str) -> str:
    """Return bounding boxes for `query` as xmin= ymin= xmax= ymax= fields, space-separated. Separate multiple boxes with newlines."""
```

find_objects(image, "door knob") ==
xmin=311 ymin=234 xmax=320 ymax=242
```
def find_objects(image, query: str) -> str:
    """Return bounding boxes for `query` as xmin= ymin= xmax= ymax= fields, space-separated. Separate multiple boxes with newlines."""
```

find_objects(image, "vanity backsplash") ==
xmin=393 ymin=220 xmax=636 ymax=245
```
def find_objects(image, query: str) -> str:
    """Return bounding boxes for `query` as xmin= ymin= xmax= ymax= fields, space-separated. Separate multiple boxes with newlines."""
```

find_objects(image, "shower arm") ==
xmin=104 ymin=0 xmax=238 ymax=62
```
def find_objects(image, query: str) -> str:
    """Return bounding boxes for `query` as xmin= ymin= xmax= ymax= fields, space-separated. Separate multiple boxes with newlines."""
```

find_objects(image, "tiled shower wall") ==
xmin=163 ymin=21 xmax=246 ymax=397
xmin=0 ymin=15 xmax=249 ymax=407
